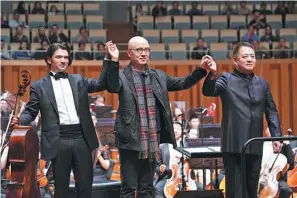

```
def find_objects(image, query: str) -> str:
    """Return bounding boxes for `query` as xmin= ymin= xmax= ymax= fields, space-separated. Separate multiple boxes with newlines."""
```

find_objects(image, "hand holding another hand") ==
xmin=201 ymin=55 xmax=217 ymax=73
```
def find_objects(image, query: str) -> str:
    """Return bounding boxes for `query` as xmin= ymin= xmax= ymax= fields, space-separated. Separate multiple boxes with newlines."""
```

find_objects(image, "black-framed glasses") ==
xmin=129 ymin=48 xmax=151 ymax=54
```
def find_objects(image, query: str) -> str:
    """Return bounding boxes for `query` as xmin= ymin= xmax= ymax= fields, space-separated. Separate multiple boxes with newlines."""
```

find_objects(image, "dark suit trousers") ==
xmin=222 ymin=153 xmax=262 ymax=198
xmin=119 ymin=149 xmax=156 ymax=198
xmin=52 ymin=137 xmax=93 ymax=198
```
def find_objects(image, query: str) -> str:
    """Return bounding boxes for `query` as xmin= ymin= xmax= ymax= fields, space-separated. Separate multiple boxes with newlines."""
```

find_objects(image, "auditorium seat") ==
xmin=168 ymin=43 xmax=187 ymax=60
xmin=31 ymin=28 xmax=49 ymax=43
xmin=150 ymin=43 xmax=166 ymax=60
xmin=203 ymin=4 xmax=220 ymax=16
xmin=211 ymin=15 xmax=228 ymax=30
xmin=137 ymin=16 xmax=154 ymax=30
xmin=210 ymin=42 xmax=228 ymax=60
xmin=66 ymin=15 xmax=84 ymax=29
xmin=220 ymin=29 xmax=238 ymax=43
xmin=193 ymin=16 xmax=209 ymax=30
xmin=258 ymin=28 xmax=277 ymax=39
xmin=279 ymin=28 xmax=297 ymax=43
xmin=142 ymin=29 xmax=160 ymax=43
xmin=48 ymin=3 xmax=65 ymax=14
xmin=28 ymin=14 xmax=45 ymax=28
xmin=181 ymin=29 xmax=199 ymax=47
xmin=83 ymin=3 xmax=100 ymax=15
xmin=86 ymin=15 xmax=103 ymax=29
xmin=155 ymin=16 xmax=172 ymax=30
xmin=68 ymin=180 xmax=121 ymax=198
xmin=185 ymin=3 xmax=202 ymax=14
xmin=285 ymin=14 xmax=297 ymax=28
xmin=48 ymin=15 xmax=65 ymax=29
xmin=201 ymin=29 xmax=219 ymax=43
xmin=173 ymin=16 xmax=191 ymax=30
xmin=229 ymin=15 xmax=246 ymax=29
xmin=66 ymin=3 xmax=82 ymax=15
xmin=161 ymin=29 xmax=179 ymax=44
xmin=89 ymin=29 xmax=107 ymax=43
xmin=1 ymin=29 xmax=11 ymax=44
xmin=8 ymin=14 xmax=26 ymax=25
xmin=266 ymin=15 xmax=283 ymax=29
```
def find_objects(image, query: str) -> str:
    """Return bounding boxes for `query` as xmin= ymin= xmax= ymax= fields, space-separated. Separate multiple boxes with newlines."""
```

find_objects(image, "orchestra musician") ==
xmin=154 ymin=122 xmax=198 ymax=198
xmin=11 ymin=41 xmax=119 ymax=198
xmin=202 ymin=42 xmax=282 ymax=198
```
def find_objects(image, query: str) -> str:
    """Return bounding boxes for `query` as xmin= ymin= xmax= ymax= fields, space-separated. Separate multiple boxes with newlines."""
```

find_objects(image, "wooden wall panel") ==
xmin=2 ymin=59 xmax=297 ymax=136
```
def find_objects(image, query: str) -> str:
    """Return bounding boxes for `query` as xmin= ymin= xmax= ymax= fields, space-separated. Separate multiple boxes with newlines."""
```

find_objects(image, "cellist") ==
xmin=265 ymin=127 xmax=295 ymax=198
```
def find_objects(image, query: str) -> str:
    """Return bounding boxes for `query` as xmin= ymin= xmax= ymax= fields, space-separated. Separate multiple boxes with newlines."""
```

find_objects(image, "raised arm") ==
xmin=265 ymin=81 xmax=281 ymax=137
xmin=85 ymin=41 xmax=120 ymax=93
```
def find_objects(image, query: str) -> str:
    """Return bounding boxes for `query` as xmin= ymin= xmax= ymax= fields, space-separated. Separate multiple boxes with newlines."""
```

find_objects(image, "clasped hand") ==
xmin=105 ymin=40 xmax=119 ymax=62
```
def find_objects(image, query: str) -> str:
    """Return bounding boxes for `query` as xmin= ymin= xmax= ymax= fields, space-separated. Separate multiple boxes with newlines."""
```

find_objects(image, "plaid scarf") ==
xmin=132 ymin=69 xmax=159 ymax=162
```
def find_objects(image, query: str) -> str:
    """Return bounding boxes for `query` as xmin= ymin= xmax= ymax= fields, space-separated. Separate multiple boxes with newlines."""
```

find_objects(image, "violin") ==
xmin=164 ymin=163 xmax=180 ymax=198
xmin=6 ymin=70 xmax=40 ymax=198
xmin=288 ymin=153 xmax=297 ymax=191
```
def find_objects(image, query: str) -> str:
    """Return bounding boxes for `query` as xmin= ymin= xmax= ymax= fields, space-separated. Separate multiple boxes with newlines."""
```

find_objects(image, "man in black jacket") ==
xmin=108 ymin=36 xmax=208 ymax=198
xmin=11 ymin=41 xmax=119 ymax=197
xmin=202 ymin=42 xmax=282 ymax=198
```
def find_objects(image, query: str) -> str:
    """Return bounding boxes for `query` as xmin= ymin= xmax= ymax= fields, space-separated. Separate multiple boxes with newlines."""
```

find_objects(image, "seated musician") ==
xmin=186 ymin=115 xmax=200 ymax=139
xmin=154 ymin=122 xmax=200 ymax=198
xmin=91 ymin=112 xmax=114 ymax=182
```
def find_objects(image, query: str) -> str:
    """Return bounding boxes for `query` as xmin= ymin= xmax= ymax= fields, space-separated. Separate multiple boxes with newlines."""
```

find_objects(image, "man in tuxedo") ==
xmin=202 ymin=42 xmax=282 ymax=198
xmin=11 ymin=41 xmax=119 ymax=198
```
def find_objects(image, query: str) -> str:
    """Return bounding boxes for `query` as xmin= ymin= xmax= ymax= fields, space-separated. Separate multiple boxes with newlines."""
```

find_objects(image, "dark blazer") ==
xmin=202 ymin=69 xmax=281 ymax=154
xmin=108 ymin=63 xmax=207 ymax=151
xmin=20 ymin=60 xmax=119 ymax=160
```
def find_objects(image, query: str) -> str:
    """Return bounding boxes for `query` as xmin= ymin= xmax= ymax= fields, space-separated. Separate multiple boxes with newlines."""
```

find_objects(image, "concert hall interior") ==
xmin=1 ymin=1 xmax=297 ymax=198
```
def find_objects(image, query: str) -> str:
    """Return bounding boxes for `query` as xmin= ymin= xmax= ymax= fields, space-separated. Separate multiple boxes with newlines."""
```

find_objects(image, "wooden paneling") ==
xmin=2 ymin=59 xmax=297 ymax=135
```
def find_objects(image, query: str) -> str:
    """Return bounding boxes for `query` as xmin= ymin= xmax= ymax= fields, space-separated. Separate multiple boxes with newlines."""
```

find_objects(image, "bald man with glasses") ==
xmin=108 ymin=36 xmax=210 ymax=198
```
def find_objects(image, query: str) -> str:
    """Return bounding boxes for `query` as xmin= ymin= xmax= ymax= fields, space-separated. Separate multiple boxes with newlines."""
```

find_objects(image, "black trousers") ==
xmin=119 ymin=149 xmax=156 ymax=198
xmin=279 ymin=179 xmax=293 ymax=198
xmin=52 ymin=137 xmax=93 ymax=198
xmin=222 ymin=152 xmax=262 ymax=198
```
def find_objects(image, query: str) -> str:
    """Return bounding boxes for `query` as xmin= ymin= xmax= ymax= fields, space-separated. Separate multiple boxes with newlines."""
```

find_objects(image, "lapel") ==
xmin=123 ymin=65 xmax=137 ymax=101
xmin=42 ymin=75 xmax=58 ymax=115
xmin=67 ymin=75 xmax=79 ymax=112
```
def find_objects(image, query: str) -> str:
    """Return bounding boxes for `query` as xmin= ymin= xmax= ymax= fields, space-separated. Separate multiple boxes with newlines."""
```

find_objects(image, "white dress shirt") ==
xmin=50 ymin=72 xmax=80 ymax=125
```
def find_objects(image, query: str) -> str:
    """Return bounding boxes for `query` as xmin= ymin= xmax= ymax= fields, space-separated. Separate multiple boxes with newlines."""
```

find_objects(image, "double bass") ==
xmin=6 ymin=70 xmax=40 ymax=198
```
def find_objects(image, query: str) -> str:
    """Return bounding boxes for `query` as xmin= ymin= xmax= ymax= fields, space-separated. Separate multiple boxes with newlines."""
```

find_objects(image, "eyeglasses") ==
xmin=129 ymin=48 xmax=151 ymax=54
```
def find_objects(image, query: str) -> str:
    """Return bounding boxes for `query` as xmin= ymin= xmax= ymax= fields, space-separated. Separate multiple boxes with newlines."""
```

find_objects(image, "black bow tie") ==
xmin=49 ymin=72 xmax=68 ymax=80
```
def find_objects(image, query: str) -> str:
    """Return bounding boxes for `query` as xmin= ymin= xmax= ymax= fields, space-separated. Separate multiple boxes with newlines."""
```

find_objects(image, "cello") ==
xmin=6 ymin=70 xmax=40 ymax=198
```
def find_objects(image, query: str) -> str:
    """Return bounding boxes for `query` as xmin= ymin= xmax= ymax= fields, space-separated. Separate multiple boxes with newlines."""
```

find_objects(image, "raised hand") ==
xmin=105 ymin=40 xmax=119 ymax=62
xmin=201 ymin=55 xmax=217 ymax=73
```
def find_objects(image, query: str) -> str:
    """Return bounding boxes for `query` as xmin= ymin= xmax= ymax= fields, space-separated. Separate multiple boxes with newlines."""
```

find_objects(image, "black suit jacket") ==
xmin=202 ymin=69 xmax=281 ymax=154
xmin=20 ymin=60 xmax=119 ymax=160
xmin=108 ymin=64 xmax=207 ymax=151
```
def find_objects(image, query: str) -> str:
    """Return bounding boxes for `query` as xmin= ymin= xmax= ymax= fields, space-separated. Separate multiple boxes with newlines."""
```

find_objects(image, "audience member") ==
xmin=260 ymin=25 xmax=277 ymax=43
xmin=168 ymin=1 xmax=182 ymax=16
xmin=221 ymin=1 xmax=238 ymax=15
xmin=274 ymin=1 xmax=288 ymax=15
xmin=187 ymin=2 xmax=204 ymax=16
xmin=287 ymin=1 xmax=297 ymax=14
xmin=75 ymin=42 xmax=93 ymax=60
xmin=94 ymin=95 xmax=105 ymax=106
xmin=75 ymin=27 xmax=91 ymax=43
xmin=241 ymin=25 xmax=259 ymax=44
xmin=0 ymin=40 xmax=11 ymax=60
xmin=152 ymin=1 xmax=167 ymax=17
xmin=248 ymin=10 xmax=267 ymax=31
xmin=252 ymin=40 xmax=270 ymax=59
xmin=238 ymin=1 xmax=252 ymax=15
xmin=274 ymin=38 xmax=292 ymax=59
xmin=33 ymin=40 xmax=49 ymax=60
xmin=48 ymin=5 xmax=61 ymax=15
xmin=12 ymin=41 xmax=31 ymax=60
xmin=191 ymin=38 xmax=209 ymax=60
xmin=258 ymin=2 xmax=272 ymax=15
xmin=133 ymin=4 xmax=148 ymax=31
xmin=13 ymin=1 xmax=27 ymax=15
xmin=31 ymin=1 xmax=46 ymax=14
xmin=49 ymin=24 xmax=69 ymax=44
xmin=95 ymin=42 xmax=105 ymax=60
xmin=11 ymin=25 xmax=29 ymax=43
xmin=8 ymin=11 xmax=23 ymax=29
xmin=1 ymin=12 xmax=9 ymax=28
xmin=33 ymin=26 xmax=48 ymax=43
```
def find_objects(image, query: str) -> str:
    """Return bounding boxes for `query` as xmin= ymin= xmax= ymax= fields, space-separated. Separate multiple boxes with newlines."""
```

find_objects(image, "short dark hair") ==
xmin=232 ymin=42 xmax=254 ymax=57
xmin=46 ymin=42 xmax=70 ymax=69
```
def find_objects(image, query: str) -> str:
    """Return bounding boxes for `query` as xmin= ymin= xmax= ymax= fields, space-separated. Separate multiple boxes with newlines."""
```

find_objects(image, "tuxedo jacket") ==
xmin=20 ymin=60 xmax=119 ymax=160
